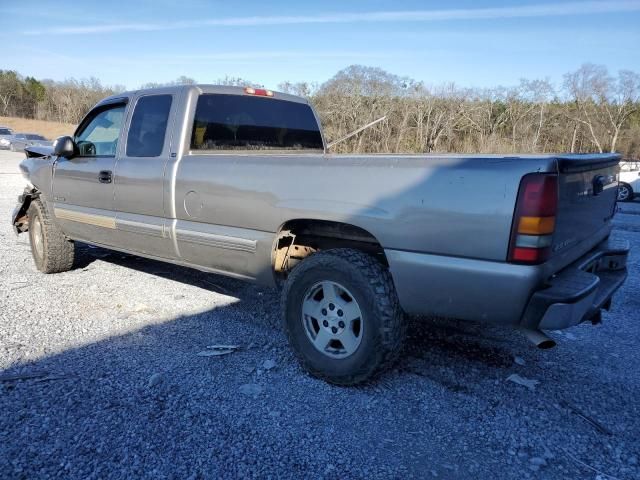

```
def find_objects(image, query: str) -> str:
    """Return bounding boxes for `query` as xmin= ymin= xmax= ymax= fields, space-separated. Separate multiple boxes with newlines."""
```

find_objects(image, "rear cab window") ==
xmin=190 ymin=94 xmax=323 ymax=152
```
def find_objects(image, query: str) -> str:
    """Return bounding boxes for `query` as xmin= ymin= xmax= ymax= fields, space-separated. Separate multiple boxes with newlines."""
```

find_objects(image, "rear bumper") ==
xmin=386 ymin=236 xmax=628 ymax=328
xmin=520 ymin=238 xmax=629 ymax=330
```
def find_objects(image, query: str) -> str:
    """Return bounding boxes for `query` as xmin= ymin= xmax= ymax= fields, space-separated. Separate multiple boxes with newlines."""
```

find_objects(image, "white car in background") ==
xmin=8 ymin=133 xmax=52 ymax=152
xmin=0 ymin=126 xmax=14 ymax=149
xmin=618 ymin=161 xmax=640 ymax=202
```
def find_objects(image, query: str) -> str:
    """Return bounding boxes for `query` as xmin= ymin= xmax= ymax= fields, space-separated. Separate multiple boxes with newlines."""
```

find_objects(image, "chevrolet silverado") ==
xmin=12 ymin=85 xmax=629 ymax=384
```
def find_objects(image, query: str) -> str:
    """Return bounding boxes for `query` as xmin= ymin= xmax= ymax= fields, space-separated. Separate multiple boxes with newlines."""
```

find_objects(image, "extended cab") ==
xmin=12 ymin=85 xmax=629 ymax=384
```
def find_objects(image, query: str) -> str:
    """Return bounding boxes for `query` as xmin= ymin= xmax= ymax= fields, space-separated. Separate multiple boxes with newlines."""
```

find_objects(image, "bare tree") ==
xmin=607 ymin=70 xmax=640 ymax=152
xmin=2 ymin=64 xmax=639 ymax=158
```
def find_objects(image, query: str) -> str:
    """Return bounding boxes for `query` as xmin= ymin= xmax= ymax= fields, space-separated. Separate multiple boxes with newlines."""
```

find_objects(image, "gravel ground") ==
xmin=0 ymin=150 xmax=639 ymax=479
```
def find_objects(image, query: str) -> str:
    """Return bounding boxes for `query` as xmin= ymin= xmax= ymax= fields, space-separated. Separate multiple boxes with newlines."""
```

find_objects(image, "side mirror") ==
xmin=53 ymin=136 xmax=76 ymax=158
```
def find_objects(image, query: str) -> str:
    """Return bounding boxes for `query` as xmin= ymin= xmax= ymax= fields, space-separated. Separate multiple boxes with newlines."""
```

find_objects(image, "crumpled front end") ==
xmin=13 ymin=146 xmax=56 ymax=224
xmin=12 ymin=187 xmax=38 ymax=235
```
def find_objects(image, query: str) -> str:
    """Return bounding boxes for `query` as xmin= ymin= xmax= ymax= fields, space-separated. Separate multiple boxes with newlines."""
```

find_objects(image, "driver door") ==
xmin=52 ymin=99 xmax=127 ymax=245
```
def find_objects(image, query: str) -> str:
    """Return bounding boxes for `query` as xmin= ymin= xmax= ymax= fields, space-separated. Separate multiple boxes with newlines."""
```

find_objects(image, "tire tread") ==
xmin=29 ymin=198 xmax=75 ymax=274
xmin=281 ymin=248 xmax=406 ymax=385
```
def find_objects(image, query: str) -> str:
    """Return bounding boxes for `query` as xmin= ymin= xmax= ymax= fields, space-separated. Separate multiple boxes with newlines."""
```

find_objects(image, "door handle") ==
xmin=98 ymin=170 xmax=112 ymax=184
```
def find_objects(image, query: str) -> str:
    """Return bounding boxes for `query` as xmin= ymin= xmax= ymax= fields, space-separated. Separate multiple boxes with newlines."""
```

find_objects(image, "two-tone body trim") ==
xmin=175 ymin=229 xmax=257 ymax=253
xmin=53 ymin=203 xmax=259 ymax=255
xmin=54 ymin=206 xmax=116 ymax=229
xmin=115 ymin=213 xmax=166 ymax=238
xmin=175 ymin=221 xmax=258 ymax=253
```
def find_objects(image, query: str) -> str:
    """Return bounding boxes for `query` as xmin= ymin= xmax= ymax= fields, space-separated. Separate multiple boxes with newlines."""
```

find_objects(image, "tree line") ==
xmin=1 ymin=64 xmax=638 ymax=157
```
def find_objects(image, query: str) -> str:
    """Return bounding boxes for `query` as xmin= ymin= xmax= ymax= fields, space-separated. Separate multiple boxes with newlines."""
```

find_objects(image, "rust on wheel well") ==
xmin=272 ymin=219 xmax=387 ymax=278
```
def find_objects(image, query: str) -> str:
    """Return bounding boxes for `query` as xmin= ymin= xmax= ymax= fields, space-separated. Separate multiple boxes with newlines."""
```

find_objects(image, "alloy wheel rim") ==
xmin=301 ymin=280 xmax=364 ymax=359
xmin=618 ymin=186 xmax=630 ymax=201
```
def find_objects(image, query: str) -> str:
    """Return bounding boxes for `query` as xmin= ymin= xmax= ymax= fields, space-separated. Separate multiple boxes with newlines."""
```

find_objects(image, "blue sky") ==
xmin=1 ymin=0 xmax=639 ymax=90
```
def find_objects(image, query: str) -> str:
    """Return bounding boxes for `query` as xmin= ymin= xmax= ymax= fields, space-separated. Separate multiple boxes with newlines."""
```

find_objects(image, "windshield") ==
xmin=26 ymin=134 xmax=46 ymax=140
xmin=0 ymin=128 xmax=11 ymax=135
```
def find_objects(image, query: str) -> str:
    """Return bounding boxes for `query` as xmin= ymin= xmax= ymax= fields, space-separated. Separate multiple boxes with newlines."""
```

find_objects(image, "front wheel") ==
xmin=281 ymin=248 xmax=405 ymax=385
xmin=618 ymin=183 xmax=634 ymax=202
xmin=28 ymin=199 xmax=75 ymax=273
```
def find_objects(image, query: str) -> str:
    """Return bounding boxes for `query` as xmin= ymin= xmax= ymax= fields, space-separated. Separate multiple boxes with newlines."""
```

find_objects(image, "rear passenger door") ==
xmin=112 ymin=92 xmax=178 ymax=258
xmin=173 ymin=92 xmax=325 ymax=280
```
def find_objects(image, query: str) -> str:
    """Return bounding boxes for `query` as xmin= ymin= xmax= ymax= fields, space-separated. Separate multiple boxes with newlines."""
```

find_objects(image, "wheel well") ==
xmin=273 ymin=219 xmax=387 ymax=279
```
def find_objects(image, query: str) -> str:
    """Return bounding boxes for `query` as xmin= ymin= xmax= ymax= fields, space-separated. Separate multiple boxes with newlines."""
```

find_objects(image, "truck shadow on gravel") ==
xmin=2 ymin=244 xmax=639 ymax=479
xmin=31 ymin=242 xmax=529 ymax=408
xmin=73 ymin=242 xmax=522 ymax=375
xmin=400 ymin=316 xmax=518 ymax=395
xmin=73 ymin=243 xmax=262 ymax=304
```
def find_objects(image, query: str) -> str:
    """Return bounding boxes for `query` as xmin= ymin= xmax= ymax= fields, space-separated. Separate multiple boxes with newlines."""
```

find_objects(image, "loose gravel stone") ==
xmin=513 ymin=356 xmax=526 ymax=366
xmin=147 ymin=373 xmax=164 ymax=388
xmin=239 ymin=383 xmax=263 ymax=396
xmin=262 ymin=359 xmax=276 ymax=370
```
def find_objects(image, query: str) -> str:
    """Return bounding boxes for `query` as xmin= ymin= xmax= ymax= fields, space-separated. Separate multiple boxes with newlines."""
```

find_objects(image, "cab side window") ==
xmin=126 ymin=95 xmax=172 ymax=157
xmin=75 ymin=103 xmax=126 ymax=157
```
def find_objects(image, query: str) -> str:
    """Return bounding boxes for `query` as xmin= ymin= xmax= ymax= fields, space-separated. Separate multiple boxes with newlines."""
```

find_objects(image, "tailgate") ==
xmin=551 ymin=154 xmax=620 ymax=269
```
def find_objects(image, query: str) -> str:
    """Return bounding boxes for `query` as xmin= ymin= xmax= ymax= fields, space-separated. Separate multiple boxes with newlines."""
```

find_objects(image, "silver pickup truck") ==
xmin=12 ymin=85 xmax=629 ymax=384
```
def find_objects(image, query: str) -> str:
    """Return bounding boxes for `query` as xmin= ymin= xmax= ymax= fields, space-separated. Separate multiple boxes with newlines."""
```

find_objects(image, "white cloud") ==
xmin=6 ymin=49 xmax=399 ymax=69
xmin=152 ymin=51 xmax=397 ymax=61
xmin=23 ymin=1 xmax=640 ymax=35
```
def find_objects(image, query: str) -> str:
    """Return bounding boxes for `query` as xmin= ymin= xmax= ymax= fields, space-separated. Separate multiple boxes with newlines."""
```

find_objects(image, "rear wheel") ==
xmin=28 ymin=199 xmax=75 ymax=273
xmin=617 ymin=183 xmax=634 ymax=202
xmin=282 ymin=248 xmax=405 ymax=385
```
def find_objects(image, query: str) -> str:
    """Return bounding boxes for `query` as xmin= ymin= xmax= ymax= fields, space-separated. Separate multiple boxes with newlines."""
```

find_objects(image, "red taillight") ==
xmin=511 ymin=246 xmax=547 ymax=263
xmin=244 ymin=87 xmax=274 ymax=97
xmin=519 ymin=174 xmax=557 ymax=217
xmin=508 ymin=173 xmax=558 ymax=265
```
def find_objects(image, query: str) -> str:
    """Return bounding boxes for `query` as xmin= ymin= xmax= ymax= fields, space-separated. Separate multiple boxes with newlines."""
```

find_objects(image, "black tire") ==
xmin=618 ymin=183 xmax=634 ymax=202
xmin=282 ymin=248 xmax=405 ymax=385
xmin=28 ymin=198 xmax=75 ymax=273
xmin=9 ymin=143 xmax=15 ymax=152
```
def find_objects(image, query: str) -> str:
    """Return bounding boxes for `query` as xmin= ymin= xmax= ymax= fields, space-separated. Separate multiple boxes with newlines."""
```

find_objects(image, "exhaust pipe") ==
xmin=519 ymin=328 xmax=556 ymax=349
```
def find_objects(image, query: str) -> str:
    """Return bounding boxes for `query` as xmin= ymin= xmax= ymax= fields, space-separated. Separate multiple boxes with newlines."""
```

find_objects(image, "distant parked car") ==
xmin=618 ymin=161 xmax=640 ymax=202
xmin=0 ymin=126 xmax=14 ymax=149
xmin=9 ymin=133 xmax=52 ymax=152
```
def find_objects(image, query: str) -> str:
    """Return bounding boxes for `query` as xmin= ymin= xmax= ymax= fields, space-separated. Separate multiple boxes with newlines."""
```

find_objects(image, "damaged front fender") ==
xmin=12 ymin=187 xmax=39 ymax=235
